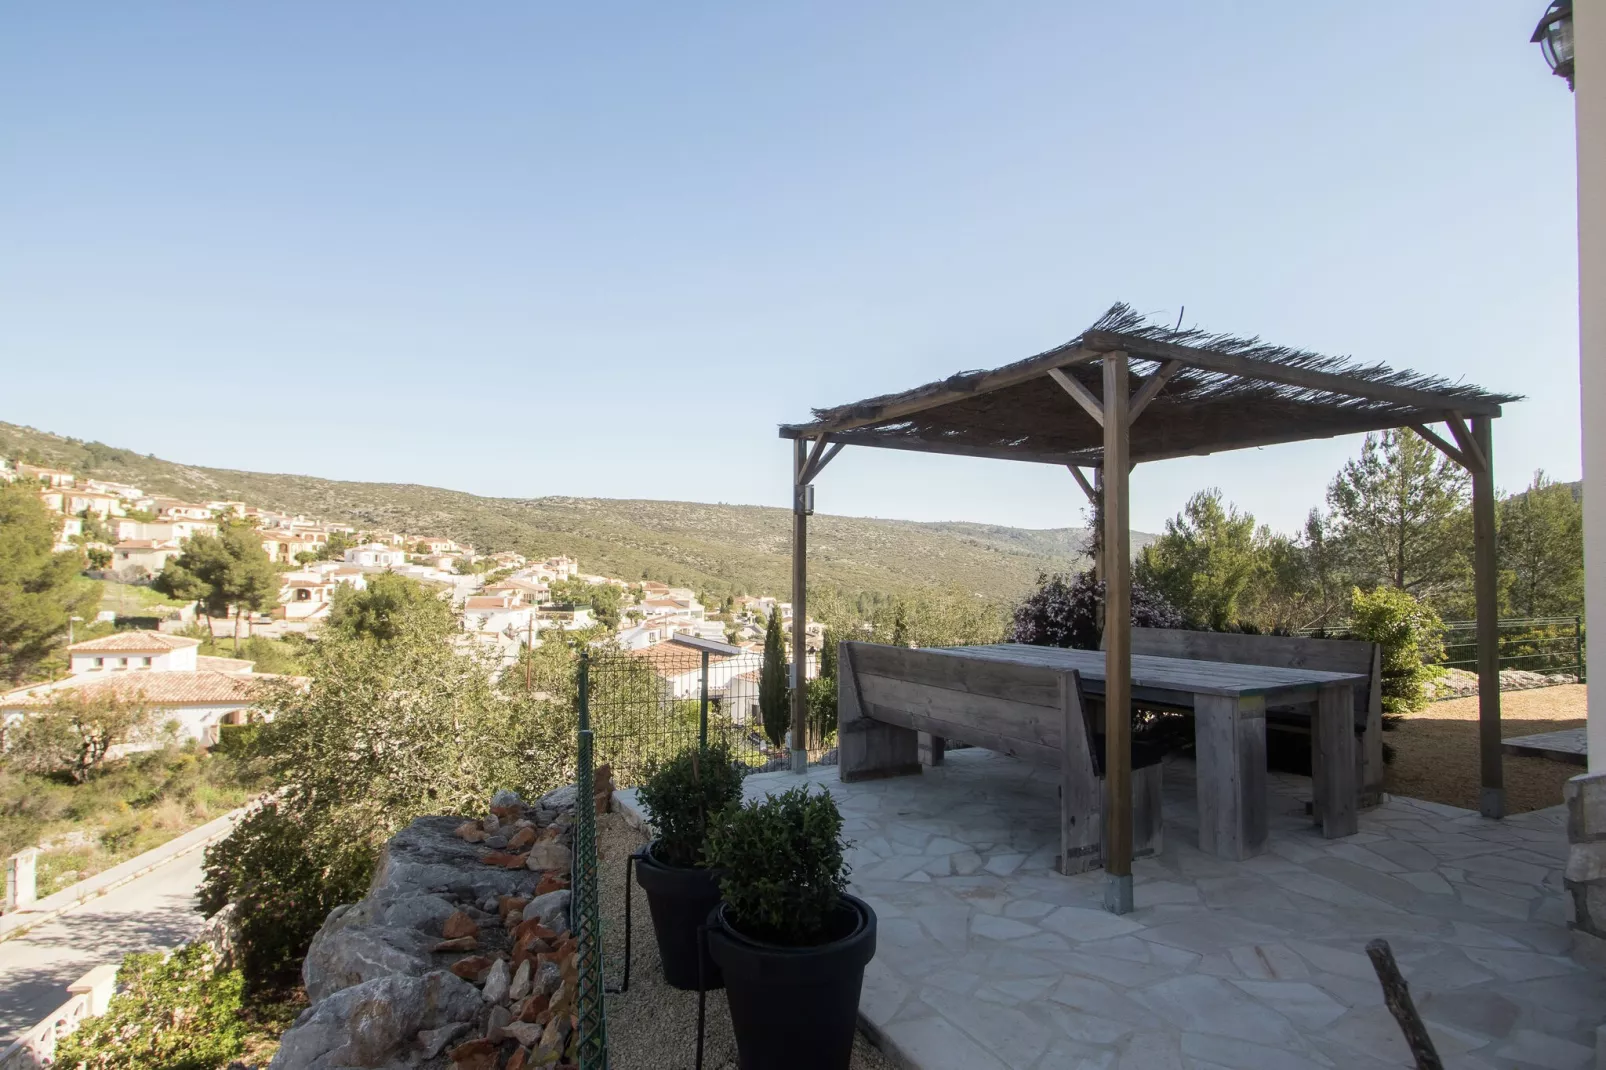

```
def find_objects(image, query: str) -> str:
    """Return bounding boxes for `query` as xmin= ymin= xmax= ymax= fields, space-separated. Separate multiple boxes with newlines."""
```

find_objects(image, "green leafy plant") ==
xmin=636 ymin=743 xmax=744 ymax=867
xmin=706 ymin=786 xmax=849 ymax=946
xmin=197 ymin=800 xmax=375 ymax=988
xmin=1347 ymin=585 xmax=1445 ymax=715
xmin=759 ymin=609 xmax=789 ymax=748
xmin=52 ymin=943 xmax=246 ymax=1070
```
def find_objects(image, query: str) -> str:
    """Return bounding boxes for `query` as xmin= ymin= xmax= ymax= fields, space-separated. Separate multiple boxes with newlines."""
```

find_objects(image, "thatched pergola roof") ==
xmin=779 ymin=304 xmax=1520 ymax=467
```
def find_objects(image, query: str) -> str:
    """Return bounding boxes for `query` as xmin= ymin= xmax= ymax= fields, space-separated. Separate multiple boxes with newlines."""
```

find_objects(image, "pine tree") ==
xmin=1499 ymin=470 xmax=1584 ymax=617
xmin=1326 ymin=429 xmax=1470 ymax=599
xmin=0 ymin=482 xmax=98 ymax=684
xmin=759 ymin=608 xmax=789 ymax=748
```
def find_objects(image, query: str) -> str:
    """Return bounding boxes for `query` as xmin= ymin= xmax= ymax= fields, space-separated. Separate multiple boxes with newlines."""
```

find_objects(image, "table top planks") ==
xmin=926 ymin=644 xmax=1366 ymax=700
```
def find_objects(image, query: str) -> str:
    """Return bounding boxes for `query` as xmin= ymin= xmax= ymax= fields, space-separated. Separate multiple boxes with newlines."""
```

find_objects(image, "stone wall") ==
xmin=270 ymin=786 xmax=581 ymax=1070
xmin=1565 ymin=771 xmax=1606 ymax=958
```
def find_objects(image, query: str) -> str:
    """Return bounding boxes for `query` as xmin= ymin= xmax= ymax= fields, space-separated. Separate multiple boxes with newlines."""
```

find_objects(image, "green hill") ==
xmin=0 ymin=422 xmax=1149 ymax=604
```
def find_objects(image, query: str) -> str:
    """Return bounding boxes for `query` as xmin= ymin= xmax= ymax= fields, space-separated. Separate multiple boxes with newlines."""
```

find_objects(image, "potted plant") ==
xmin=633 ymin=742 xmax=744 ymax=989
xmin=705 ymin=786 xmax=876 ymax=1070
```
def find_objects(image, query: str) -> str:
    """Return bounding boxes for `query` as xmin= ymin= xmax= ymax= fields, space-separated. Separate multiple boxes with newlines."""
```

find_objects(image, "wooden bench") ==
xmin=835 ymin=641 xmax=1163 ymax=875
xmin=1124 ymin=628 xmax=1384 ymax=808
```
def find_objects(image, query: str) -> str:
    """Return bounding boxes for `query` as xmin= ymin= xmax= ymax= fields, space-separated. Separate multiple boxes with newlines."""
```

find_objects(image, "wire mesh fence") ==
xmin=572 ymin=711 xmax=607 ymax=1069
xmin=1436 ymin=616 xmax=1585 ymax=679
xmin=584 ymin=645 xmax=831 ymax=789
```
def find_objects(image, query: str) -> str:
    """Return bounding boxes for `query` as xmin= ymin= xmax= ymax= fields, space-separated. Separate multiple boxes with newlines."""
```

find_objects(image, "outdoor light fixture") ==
xmin=1532 ymin=0 xmax=1575 ymax=90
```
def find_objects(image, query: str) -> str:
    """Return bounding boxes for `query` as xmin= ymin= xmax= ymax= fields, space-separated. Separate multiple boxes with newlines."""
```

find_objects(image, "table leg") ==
xmin=1194 ymin=693 xmax=1268 ymax=860
xmin=1313 ymin=682 xmax=1359 ymax=838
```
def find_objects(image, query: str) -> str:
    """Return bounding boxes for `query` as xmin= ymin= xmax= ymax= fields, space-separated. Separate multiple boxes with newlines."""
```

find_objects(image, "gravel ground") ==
xmin=1386 ymin=683 xmax=1586 ymax=814
xmin=596 ymin=812 xmax=895 ymax=1070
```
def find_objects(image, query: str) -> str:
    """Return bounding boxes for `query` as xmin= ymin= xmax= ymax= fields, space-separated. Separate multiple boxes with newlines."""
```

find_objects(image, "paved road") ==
xmin=0 ymin=849 xmax=207 ymax=1046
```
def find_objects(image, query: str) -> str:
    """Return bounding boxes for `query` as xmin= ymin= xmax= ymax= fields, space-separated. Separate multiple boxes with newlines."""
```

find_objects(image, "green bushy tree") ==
xmin=0 ymin=481 xmax=98 ymax=685
xmin=1327 ymin=429 xmax=1470 ymax=599
xmin=759 ymin=608 xmax=789 ymax=748
xmin=1499 ymin=470 xmax=1584 ymax=618
xmin=1133 ymin=489 xmax=1263 ymax=631
xmin=196 ymin=800 xmax=375 ymax=988
xmin=328 ymin=571 xmax=454 ymax=642
xmin=1347 ymin=586 xmax=1444 ymax=715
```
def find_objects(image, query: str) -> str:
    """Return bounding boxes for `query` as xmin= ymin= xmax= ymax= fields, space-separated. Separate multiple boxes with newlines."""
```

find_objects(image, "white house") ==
xmin=55 ymin=517 xmax=83 ymax=553
xmin=66 ymin=490 xmax=124 ymax=519
xmin=343 ymin=543 xmax=408 ymax=568
xmin=67 ymin=631 xmax=201 ymax=674
xmin=279 ymin=577 xmax=336 ymax=621
xmin=462 ymin=594 xmax=537 ymax=643
xmin=1 ymin=631 xmax=284 ymax=747
xmin=86 ymin=479 xmax=143 ymax=500
xmin=112 ymin=540 xmax=183 ymax=576
xmin=16 ymin=465 xmax=74 ymax=488
xmin=114 ymin=519 xmax=217 ymax=543
xmin=537 ymin=604 xmax=594 ymax=631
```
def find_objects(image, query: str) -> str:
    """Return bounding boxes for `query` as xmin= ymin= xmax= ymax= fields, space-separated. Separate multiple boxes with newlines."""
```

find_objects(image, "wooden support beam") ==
xmin=791 ymin=438 xmax=809 ymax=773
xmin=1127 ymin=360 xmax=1183 ymax=424
xmin=1048 ymin=366 xmax=1105 ymax=427
xmin=801 ymin=441 xmax=844 ymax=484
xmin=1470 ymin=415 xmax=1503 ymax=818
xmin=1447 ymin=415 xmax=1489 ymax=474
xmin=1409 ymin=424 xmax=1468 ymax=469
xmin=799 ymin=435 xmax=829 ymax=482
xmin=1081 ymin=330 xmax=1505 ymax=416
xmin=1131 ymin=408 xmax=1469 ymax=465
xmin=815 ymin=429 xmax=1101 ymax=468
xmin=781 ymin=347 xmax=1098 ymax=436
xmin=1067 ymin=465 xmax=1097 ymax=505
xmin=1101 ymin=351 xmax=1133 ymax=914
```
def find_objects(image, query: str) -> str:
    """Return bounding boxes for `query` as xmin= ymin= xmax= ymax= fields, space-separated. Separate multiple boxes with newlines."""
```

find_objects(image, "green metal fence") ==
xmin=573 ymin=652 xmax=608 ymax=1069
xmin=1436 ymin=616 xmax=1585 ymax=680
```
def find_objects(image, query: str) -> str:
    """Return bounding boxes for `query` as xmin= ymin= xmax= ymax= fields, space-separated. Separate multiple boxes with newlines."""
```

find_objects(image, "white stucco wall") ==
xmin=1581 ymin=1 xmax=1606 ymax=770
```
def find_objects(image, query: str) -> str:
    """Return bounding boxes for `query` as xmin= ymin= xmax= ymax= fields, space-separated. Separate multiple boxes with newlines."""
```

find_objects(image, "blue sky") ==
xmin=0 ymin=3 xmax=1579 ymax=534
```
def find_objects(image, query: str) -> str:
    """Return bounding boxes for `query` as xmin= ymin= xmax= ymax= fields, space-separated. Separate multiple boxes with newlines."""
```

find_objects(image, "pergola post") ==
xmin=1102 ymin=352 xmax=1133 ymax=914
xmin=1469 ymin=415 xmax=1504 ymax=819
xmin=791 ymin=437 xmax=809 ymax=772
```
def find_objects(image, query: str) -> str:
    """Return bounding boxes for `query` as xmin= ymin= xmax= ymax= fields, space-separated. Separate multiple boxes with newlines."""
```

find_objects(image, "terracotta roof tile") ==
xmin=69 ymin=631 xmax=201 ymax=654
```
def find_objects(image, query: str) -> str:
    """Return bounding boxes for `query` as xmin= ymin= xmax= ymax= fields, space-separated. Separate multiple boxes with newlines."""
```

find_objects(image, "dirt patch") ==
xmin=598 ymin=811 xmax=894 ymax=1070
xmin=1385 ymin=684 xmax=1586 ymax=814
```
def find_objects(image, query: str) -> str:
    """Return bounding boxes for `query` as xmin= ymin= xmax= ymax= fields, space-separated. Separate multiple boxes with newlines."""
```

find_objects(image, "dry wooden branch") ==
xmin=1365 ymin=938 xmax=1443 ymax=1070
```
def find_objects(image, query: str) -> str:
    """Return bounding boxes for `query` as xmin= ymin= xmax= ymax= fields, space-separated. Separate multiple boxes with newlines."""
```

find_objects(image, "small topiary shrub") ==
xmin=636 ymin=743 xmax=744 ymax=867
xmin=196 ymin=799 xmax=375 ymax=989
xmin=52 ymin=943 xmax=246 ymax=1070
xmin=706 ymin=786 xmax=848 ymax=946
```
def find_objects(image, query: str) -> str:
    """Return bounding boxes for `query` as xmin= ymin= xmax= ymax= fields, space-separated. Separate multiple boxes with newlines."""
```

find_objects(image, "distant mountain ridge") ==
xmin=0 ymin=421 xmax=1153 ymax=602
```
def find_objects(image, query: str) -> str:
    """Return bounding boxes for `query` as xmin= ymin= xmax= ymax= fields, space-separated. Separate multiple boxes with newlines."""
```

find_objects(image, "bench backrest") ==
xmin=1123 ymin=628 xmax=1381 ymax=717
xmin=841 ymin=641 xmax=1086 ymax=770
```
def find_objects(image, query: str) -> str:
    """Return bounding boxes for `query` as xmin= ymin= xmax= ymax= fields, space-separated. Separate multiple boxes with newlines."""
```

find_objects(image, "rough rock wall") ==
xmin=270 ymin=785 xmax=582 ymax=1070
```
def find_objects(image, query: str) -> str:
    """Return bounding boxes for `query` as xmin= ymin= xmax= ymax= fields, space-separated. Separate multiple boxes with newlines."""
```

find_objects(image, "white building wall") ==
xmin=1581 ymin=0 xmax=1606 ymax=771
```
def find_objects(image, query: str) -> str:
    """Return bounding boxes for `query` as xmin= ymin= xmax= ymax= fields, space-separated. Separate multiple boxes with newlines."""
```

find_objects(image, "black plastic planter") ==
xmin=706 ymin=894 xmax=877 ymax=1070
xmin=633 ymin=841 xmax=725 ymax=990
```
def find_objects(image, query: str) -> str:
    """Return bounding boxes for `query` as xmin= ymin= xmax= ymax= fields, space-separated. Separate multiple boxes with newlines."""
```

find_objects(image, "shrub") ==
xmin=211 ymin=723 xmax=260 ymax=760
xmin=636 ymin=743 xmax=744 ymax=867
xmin=197 ymin=800 xmax=375 ymax=988
xmin=5 ymin=691 xmax=158 ymax=783
xmin=52 ymin=943 xmax=246 ymax=1070
xmin=1007 ymin=570 xmax=1183 ymax=651
xmin=706 ymin=786 xmax=848 ymax=946
xmin=1346 ymin=586 xmax=1445 ymax=716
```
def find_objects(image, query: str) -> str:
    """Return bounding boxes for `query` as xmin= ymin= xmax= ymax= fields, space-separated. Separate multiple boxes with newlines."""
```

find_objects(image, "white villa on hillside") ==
xmin=1 ymin=631 xmax=286 ymax=746
xmin=344 ymin=543 xmax=408 ymax=568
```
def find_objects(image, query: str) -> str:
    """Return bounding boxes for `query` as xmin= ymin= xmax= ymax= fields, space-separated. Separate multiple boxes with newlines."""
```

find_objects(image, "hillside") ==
xmin=0 ymin=422 xmax=1151 ymax=603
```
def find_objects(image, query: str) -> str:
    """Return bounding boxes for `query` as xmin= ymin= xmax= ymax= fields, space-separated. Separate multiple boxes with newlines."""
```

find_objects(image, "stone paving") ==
xmin=713 ymin=749 xmax=1606 ymax=1070
xmin=1505 ymin=728 xmax=1589 ymax=767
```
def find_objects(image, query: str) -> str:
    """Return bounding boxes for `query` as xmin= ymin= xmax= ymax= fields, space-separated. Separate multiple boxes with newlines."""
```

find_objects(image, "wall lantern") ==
xmin=1532 ymin=0 xmax=1575 ymax=91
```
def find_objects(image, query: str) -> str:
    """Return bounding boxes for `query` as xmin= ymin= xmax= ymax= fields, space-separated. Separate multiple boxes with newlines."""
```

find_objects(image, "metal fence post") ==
xmin=699 ymin=650 xmax=709 ymax=749
xmin=572 ymin=649 xmax=607 ymax=1069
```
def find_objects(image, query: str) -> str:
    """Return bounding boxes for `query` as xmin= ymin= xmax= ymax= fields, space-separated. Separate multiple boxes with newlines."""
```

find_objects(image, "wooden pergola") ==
xmin=780 ymin=303 xmax=1519 ymax=909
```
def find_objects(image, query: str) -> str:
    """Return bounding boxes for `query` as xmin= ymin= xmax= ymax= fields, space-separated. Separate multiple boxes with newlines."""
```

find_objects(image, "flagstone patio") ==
xmin=627 ymin=747 xmax=1606 ymax=1070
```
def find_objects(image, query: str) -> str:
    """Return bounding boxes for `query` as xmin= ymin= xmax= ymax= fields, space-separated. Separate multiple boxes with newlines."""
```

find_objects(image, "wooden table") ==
xmin=927 ymin=644 xmax=1366 ymax=860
